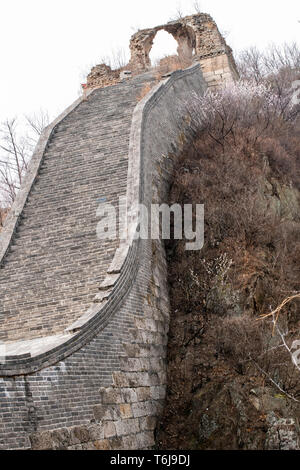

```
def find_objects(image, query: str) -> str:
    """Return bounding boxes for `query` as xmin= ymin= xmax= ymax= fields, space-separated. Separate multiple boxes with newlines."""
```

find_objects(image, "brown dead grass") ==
xmin=0 ymin=208 xmax=8 ymax=229
xmin=136 ymin=82 xmax=154 ymax=102
xmin=154 ymin=55 xmax=193 ymax=81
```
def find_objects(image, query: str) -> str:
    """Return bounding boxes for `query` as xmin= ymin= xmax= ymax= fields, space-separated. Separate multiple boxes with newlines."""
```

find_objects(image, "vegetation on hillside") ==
xmin=157 ymin=44 xmax=300 ymax=450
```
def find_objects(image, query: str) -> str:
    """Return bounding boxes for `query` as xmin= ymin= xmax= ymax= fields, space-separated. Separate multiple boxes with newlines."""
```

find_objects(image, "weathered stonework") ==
xmin=0 ymin=66 xmax=207 ymax=449
xmin=129 ymin=13 xmax=238 ymax=87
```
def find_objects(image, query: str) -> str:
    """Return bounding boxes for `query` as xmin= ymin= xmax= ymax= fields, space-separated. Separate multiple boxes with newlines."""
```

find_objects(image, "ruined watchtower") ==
xmin=129 ymin=13 xmax=238 ymax=87
xmin=86 ymin=13 xmax=238 ymax=91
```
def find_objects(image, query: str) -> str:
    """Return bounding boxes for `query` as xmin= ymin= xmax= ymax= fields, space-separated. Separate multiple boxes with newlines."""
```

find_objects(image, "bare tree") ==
xmin=0 ymin=119 xmax=29 ymax=205
xmin=25 ymin=109 xmax=49 ymax=137
xmin=170 ymin=3 xmax=184 ymax=21
xmin=237 ymin=42 xmax=300 ymax=84
xmin=0 ymin=111 xmax=49 ymax=210
xmin=236 ymin=46 xmax=265 ymax=84
xmin=110 ymin=48 xmax=128 ymax=70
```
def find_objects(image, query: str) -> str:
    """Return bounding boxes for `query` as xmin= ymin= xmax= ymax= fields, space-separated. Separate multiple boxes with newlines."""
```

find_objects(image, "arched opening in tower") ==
xmin=149 ymin=30 xmax=179 ymax=67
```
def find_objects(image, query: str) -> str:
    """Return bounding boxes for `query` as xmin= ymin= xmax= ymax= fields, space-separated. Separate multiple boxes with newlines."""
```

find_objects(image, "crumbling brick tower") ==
xmin=129 ymin=13 xmax=239 ymax=88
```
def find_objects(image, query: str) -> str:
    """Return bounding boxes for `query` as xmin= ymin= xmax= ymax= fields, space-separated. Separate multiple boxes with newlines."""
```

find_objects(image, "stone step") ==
xmin=0 ymin=73 xmax=153 ymax=343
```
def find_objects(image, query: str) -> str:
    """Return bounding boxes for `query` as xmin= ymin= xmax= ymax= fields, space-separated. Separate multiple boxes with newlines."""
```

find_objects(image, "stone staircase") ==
xmin=0 ymin=73 xmax=154 ymax=343
xmin=0 ymin=63 xmax=210 ymax=451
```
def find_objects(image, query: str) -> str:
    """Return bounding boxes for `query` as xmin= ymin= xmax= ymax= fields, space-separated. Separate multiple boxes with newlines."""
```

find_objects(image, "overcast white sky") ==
xmin=0 ymin=0 xmax=299 ymax=124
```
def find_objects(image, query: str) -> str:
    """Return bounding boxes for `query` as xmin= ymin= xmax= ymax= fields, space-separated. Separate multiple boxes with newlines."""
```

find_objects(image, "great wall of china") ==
xmin=0 ymin=14 xmax=238 ymax=450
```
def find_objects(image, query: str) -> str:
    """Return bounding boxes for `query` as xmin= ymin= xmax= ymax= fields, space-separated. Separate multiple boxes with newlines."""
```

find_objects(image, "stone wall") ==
xmin=0 ymin=66 xmax=207 ymax=450
xmin=199 ymin=52 xmax=239 ymax=91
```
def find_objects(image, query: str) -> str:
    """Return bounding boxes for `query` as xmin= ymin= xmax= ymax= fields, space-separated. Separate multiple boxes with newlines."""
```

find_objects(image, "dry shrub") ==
xmin=260 ymin=135 xmax=300 ymax=190
xmin=214 ymin=311 xmax=300 ymax=399
xmin=236 ymin=43 xmax=300 ymax=84
xmin=0 ymin=208 xmax=7 ymax=228
xmin=136 ymin=82 xmax=154 ymax=102
xmin=215 ymin=315 xmax=266 ymax=373
xmin=186 ymin=80 xmax=299 ymax=155
xmin=159 ymin=44 xmax=300 ymax=447
xmin=166 ymin=59 xmax=300 ymax=392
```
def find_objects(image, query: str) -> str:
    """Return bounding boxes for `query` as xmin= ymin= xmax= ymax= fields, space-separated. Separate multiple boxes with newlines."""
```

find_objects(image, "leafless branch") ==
xmin=0 ymin=111 xmax=49 ymax=207
xmin=193 ymin=1 xmax=202 ymax=14
xmin=250 ymin=354 xmax=300 ymax=402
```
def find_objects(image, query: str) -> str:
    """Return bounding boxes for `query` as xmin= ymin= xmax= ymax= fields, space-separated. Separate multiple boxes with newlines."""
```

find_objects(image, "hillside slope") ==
xmin=157 ymin=76 xmax=300 ymax=450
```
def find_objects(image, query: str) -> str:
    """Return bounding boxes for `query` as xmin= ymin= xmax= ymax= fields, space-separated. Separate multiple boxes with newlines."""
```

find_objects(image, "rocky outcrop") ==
xmin=156 ymin=144 xmax=300 ymax=450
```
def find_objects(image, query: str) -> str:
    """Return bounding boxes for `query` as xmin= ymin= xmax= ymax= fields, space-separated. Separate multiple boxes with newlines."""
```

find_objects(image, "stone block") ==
xmin=136 ymin=431 xmax=155 ymax=449
xmin=51 ymin=428 xmax=71 ymax=449
xmin=29 ymin=431 xmax=53 ymax=450
xmin=69 ymin=426 xmax=90 ymax=445
xmin=113 ymin=372 xmax=130 ymax=387
xmin=94 ymin=439 xmax=111 ymax=450
xmin=121 ymin=388 xmax=138 ymax=403
xmin=150 ymin=385 xmax=166 ymax=400
xmin=93 ymin=404 xmax=119 ymax=422
xmin=136 ymin=387 xmax=151 ymax=402
xmin=109 ymin=437 xmax=124 ymax=450
xmin=131 ymin=401 xmax=155 ymax=418
xmin=103 ymin=421 xmax=116 ymax=439
xmin=119 ymin=403 xmax=133 ymax=419
xmin=102 ymin=387 xmax=123 ymax=404
xmin=115 ymin=418 xmax=140 ymax=437
xmin=87 ymin=424 xmax=104 ymax=441
xmin=139 ymin=416 xmax=157 ymax=431
xmin=122 ymin=435 xmax=137 ymax=450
